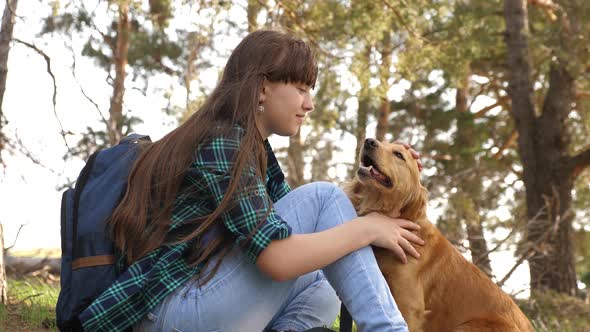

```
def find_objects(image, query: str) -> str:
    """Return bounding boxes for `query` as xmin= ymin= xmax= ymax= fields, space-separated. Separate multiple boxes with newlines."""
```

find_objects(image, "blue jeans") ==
xmin=134 ymin=182 xmax=408 ymax=332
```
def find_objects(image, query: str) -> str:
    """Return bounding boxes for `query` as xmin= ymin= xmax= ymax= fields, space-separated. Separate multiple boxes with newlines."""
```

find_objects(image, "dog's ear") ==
xmin=400 ymin=185 xmax=428 ymax=221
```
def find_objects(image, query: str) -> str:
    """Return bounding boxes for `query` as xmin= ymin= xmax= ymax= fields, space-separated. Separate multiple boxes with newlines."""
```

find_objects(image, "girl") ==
xmin=81 ymin=30 xmax=424 ymax=332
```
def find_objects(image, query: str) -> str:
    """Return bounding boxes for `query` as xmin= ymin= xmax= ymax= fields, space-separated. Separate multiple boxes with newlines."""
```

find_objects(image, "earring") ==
xmin=258 ymin=105 xmax=265 ymax=113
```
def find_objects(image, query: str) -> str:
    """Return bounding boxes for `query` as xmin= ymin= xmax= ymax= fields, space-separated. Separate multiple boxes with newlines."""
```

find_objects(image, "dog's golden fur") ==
xmin=342 ymin=139 xmax=533 ymax=332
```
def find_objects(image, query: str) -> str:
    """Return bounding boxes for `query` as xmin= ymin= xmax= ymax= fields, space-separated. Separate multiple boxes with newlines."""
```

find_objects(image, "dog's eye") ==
xmin=394 ymin=151 xmax=406 ymax=161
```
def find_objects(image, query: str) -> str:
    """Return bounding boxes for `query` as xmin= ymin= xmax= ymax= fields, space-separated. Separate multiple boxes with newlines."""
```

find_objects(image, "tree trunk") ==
xmin=0 ymin=0 xmax=18 ymax=161
xmin=0 ymin=0 xmax=17 ymax=303
xmin=504 ymin=0 xmax=579 ymax=295
xmin=247 ymin=0 xmax=264 ymax=32
xmin=352 ymin=95 xmax=369 ymax=178
xmin=310 ymin=138 xmax=334 ymax=182
xmin=527 ymin=64 xmax=577 ymax=295
xmin=455 ymin=79 xmax=493 ymax=277
xmin=4 ymin=254 xmax=61 ymax=275
xmin=351 ymin=46 xmax=372 ymax=178
xmin=0 ymin=224 xmax=7 ymax=304
xmin=375 ymin=31 xmax=392 ymax=142
xmin=287 ymin=129 xmax=305 ymax=188
xmin=108 ymin=2 xmax=130 ymax=145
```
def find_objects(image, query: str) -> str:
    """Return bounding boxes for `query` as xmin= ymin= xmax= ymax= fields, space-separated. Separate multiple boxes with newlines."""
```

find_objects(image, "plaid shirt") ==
xmin=79 ymin=125 xmax=292 ymax=331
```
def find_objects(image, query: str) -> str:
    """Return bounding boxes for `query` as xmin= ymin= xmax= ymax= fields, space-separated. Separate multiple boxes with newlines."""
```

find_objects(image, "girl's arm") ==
xmin=256 ymin=214 xmax=423 ymax=281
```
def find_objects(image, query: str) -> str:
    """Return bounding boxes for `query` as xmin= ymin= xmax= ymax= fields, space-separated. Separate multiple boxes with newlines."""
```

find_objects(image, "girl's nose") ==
xmin=303 ymin=95 xmax=314 ymax=112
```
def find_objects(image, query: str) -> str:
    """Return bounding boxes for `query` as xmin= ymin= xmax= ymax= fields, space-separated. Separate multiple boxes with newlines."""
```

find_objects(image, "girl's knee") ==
xmin=309 ymin=181 xmax=346 ymax=200
xmin=307 ymin=181 xmax=355 ymax=216
xmin=307 ymin=181 xmax=338 ymax=193
xmin=289 ymin=181 xmax=356 ymax=222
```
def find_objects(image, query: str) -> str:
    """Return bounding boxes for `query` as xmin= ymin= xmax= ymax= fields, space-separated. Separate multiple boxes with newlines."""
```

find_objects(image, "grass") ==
xmin=332 ymin=314 xmax=357 ymax=332
xmin=0 ymin=271 xmax=588 ymax=332
xmin=517 ymin=290 xmax=590 ymax=332
xmin=0 ymin=276 xmax=59 ymax=331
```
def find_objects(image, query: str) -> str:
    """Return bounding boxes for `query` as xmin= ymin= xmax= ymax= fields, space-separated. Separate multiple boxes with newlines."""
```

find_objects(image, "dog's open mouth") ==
xmin=358 ymin=154 xmax=393 ymax=188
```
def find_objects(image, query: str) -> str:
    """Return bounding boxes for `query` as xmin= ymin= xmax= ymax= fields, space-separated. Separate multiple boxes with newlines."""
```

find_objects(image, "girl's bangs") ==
xmin=270 ymin=40 xmax=318 ymax=87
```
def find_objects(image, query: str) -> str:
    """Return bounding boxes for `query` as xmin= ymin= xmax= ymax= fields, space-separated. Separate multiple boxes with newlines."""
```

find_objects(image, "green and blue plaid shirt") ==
xmin=79 ymin=125 xmax=292 ymax=331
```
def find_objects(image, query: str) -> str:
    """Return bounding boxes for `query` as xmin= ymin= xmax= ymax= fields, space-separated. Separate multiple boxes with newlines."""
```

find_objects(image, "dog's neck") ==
xmin=342 ymin=180 xmax=427 ymax=222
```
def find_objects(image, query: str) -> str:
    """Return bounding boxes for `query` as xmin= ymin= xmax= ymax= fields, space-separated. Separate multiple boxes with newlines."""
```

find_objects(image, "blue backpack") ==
xmin=56 ymin=134 xmax=150 ymax=331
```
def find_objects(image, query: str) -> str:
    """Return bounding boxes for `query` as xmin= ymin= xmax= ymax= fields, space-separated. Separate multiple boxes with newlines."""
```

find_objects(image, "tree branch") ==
xmin=493 ymin=129 xmax=518 ymax=160
xmin=12 ymin=38 xmax=74 ymax=155
xmin=495 ymin=207 xmax=547 ymax=288
xmin=474 ymin=96 xmax=510 ymax=119
xmin=4 ymin=132 xmax=59 ymax=174
xmin=528 ymin=0 xmax=560 ymax=22
xmin=475 ymin=220 xmax=521 ymax=265
xmin=4 ymin=0 xmax=23 ymax=20
xmin=381 ymin=0 xmax=428 ymax=43
xmin=570 ymin=147 xmax=590 ymax=178
xmin=64 ymin=35 xmax=109 ymax=128
xmin=4 ymin=223 xmax=24 ymax=251
xmin=272 ymin=0 xmax=346 ymax=60
xmin=497 ymin=250 xmax=535 ymax=287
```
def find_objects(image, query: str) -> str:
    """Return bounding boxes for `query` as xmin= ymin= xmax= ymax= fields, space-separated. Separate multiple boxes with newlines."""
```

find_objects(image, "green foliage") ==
xmin=148 ymin=0 xmax=172 ymax=28
xmin=28 ymin=0 xmax=590 ymax=294
xmin=40 ymin=9 xmax=93 ymax=35
xmin=332 ymin=314 xmax=358 ymax=332
xmin=63 ymin=13 xmax=182 ymax=79
xmin=79 ymin=20 xmax=183 ymax=76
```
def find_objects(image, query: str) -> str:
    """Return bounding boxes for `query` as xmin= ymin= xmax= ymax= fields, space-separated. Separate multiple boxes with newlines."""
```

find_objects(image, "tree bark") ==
xmin=108 ymin=2 xmax=130 ymax=145
xmin=4 ymin=254 xmax=61 ymax=275
xmin=375 ymin=32 xmax=392 ymax=141
xmin=455 ymin=78 xmax=493 ymax=277
xmin=184 ymin=32 xmax=199 ymax=113
xmin=0 ymin=224 xmax=7 ymax=304
xmin=504 ymin=0 xmax=578 ymax=295
xmin=0 ymin=0 xmax=17 ymax=303
xmin=247 ymin=0 xmax=264 ymax=32
xmin=352 ymin=97 xmax=369 ymax=180
xmin=286 ymin=129 xmax=305 ymax=188
xmin=0 ymin=0 xmax=18 ymax=161
xmin=310 ymin=138 xmax=333 ymax=182
xmin=351 ymin=46 xmax=372 ymax=178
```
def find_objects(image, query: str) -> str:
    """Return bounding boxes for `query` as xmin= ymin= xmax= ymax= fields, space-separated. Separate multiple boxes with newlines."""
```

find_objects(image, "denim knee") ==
xmin=313 ymin=181 xmax=353 ymax=209
xmin=309 ymin=181 xmax=339 ymax=207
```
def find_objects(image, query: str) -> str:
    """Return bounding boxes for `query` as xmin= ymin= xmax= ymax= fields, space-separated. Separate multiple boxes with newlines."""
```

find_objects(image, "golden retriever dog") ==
xmin=342 ymin=138 xmax=533 ymax=332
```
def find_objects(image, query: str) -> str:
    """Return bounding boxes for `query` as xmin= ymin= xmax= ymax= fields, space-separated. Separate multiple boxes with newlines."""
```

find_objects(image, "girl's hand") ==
xmin=363 ymin=211 xmax=425 ymax=264
xmin=394 ymin=141 xmax=423 ymax=172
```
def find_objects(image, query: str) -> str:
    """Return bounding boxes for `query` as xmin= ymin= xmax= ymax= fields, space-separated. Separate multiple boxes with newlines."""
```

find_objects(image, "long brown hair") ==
xmin=108 ymin=30 xmax=317 ymax=281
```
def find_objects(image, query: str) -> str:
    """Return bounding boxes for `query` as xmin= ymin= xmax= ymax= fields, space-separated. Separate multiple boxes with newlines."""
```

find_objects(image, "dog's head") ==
xmin=346 ymin=138 xmax=428 ymax=221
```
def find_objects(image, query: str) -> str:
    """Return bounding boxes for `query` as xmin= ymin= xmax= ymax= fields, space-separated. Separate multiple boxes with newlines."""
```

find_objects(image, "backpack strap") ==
xmin=71 ymin=255 xmax=115 ymax=270
xmin=339 ymin=303 xmax=353 ymax=332
xmin=120 ymin=133 xmax=151 ymax=144
xmin=72 ymin=151 xmax=99 ymax=261
xmin=70 ymin=134 xmax=150 ymax=270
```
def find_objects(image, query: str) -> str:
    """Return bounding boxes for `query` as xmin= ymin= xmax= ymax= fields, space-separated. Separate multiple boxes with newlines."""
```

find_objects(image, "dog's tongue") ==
xmin=369 ymin=165 xmax=386 ymax=180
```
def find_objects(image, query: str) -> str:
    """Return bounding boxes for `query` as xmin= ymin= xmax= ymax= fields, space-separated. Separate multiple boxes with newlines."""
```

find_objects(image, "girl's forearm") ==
xmin=256 ymin=217 xmax=374 ymax=281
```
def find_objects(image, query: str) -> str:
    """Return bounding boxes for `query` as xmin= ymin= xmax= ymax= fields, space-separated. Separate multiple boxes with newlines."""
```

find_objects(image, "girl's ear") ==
xmin=259 ymin=80 xmax=268 ymax=103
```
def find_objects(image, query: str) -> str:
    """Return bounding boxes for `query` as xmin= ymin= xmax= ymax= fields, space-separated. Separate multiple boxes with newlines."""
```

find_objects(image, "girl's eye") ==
xmin=394 ymin=151 xmax=405 ymax=161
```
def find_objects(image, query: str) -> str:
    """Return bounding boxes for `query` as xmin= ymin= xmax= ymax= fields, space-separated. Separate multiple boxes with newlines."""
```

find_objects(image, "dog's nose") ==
xmin=364 ymin=138 xmax=378 ymax=149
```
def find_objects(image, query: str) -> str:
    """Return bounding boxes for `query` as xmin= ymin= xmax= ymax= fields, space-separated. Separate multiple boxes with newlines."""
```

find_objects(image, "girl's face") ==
xmin=257 ymin=80 xmax=314 ymax=138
